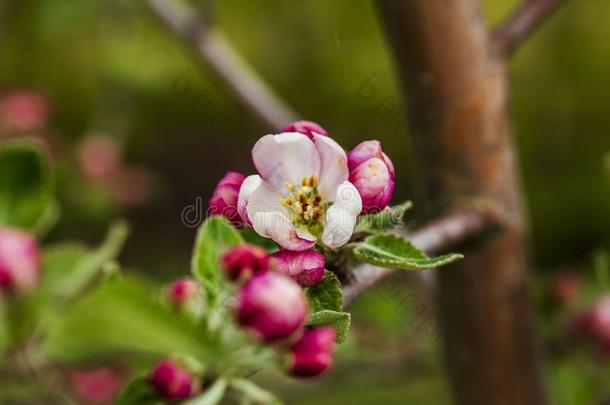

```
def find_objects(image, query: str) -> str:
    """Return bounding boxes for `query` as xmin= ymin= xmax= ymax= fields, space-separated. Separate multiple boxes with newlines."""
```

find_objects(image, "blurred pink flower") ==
xmin=236 ymin=272 xmax=307 ymax=342
xmin=221 ymin=243 xmax=269 ymax=282
xmin=0 ymin=227 xmax=40 ymax=293
xmin=0 ymin=91 xmax=49 ymax=133
xmin=67 ymin=367 xmax=127 ymax=405
xmin=289 ymin=327 xmax=336 ymax=377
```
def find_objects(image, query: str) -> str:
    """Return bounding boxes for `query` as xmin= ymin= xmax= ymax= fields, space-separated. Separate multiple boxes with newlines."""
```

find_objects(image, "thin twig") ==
xmin=492 ymin=0 xmax=565 ymax=57
xmin=147 ymin=0 xmax=298 ymax=130
xmin=342 ymin=210 xmax=494 ymax=307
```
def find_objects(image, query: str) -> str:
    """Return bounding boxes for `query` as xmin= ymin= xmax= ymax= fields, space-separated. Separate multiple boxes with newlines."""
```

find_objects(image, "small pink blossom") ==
xmin=271 ymin=249 xmax=325 ymax=287
xmin=348 ymin=140 xmax=395 ymax=214
xmin=167 ymin=278 xmax=199 ymax=308
xmin=151 ymin=358 xmax=196 ymax=400
xmin=0 ymin=227 xmax=40 ymax=293
xmin=289 ymin=327 xmax=336 ymax=377
xmin=221 ymin=243 xmax=269 ymax=281
xmin=282 ymin=120 xmax=328 ymax=139
xmin=236 ymin=272 xmax=307 ymax=342
xmin=209 ymin=171 xmax=246 ymax=227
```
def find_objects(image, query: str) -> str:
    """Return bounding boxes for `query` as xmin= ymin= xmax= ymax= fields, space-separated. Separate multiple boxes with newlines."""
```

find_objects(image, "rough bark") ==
xmin=375 ymin=1 xmax=547 ymax=404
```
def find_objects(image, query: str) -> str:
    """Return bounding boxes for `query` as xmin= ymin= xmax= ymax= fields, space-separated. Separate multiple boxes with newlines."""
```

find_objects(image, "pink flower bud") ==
xmin=282 ymin=120 xmax=328 ymax=139
xmin=289 ymin=327 xmax=336 ymax=377
xmin=236 ymin=272 xmax=307 ymax=342
xmin=0 ymin=227 xmax=40 ymax=293
xmin=570 ymin=296 xmax=610 ymax=358
xmin=150 ymin=359 xmax=195 ymax=400
xmin=209 ymin=171 xmax=246 ymax=227
xmin=222 ymin=244 xmax=269 ymax=282
xmin=167 ymin=278 xmax=199 ymax=308
xmin=271 ymin=249 xmax=325 ymax=287
xmin=348 ymin=140 xmax=395 ymax=214
xmin=67 ymin=367 xmax=127 ymax=405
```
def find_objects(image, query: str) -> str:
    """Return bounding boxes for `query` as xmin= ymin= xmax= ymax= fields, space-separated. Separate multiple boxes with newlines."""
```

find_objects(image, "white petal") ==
xmin=334 ymin=181 xmax=363 ymax=214
xmin=252 ymin=211 xmax=316 ymax=251
xmin=321 ymin=182 xmax=362 ymax=248
xmin=252 ymin=133 xmax=321 ymax=191
xmin=238 ymin=175 xmax=281 ymax=226
xmin=312 ymin=134 xmax=349 ymax=200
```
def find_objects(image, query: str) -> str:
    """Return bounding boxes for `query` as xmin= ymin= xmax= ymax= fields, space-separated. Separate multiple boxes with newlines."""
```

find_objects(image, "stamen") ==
xmin=283 ymin=175 xmax=326 ymax=228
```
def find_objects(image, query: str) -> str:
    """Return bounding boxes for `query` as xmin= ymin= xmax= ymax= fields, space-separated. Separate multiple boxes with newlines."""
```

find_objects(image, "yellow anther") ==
xmin=310 ymin=175 xmax=318 ymax=187
xmin=285 ymin=181 xmax=296 ymax=192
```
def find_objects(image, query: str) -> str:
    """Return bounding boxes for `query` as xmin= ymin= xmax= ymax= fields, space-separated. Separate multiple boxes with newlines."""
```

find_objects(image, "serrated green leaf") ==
xmin=230 ymin=379 xmax=283 ymax=404
xmin=44 ymin=278 xmax=214 ymax=363
xmin=184 ymin=378 xmax=228 ymax=405
xmin=305 ymin=271 xmax=342 ymax=312
xmin=353 ymin=233 xmax=463 ymax=270
xmin=192 ymin=216 xmax=243 ymax=304
xmin=116 ymin=376 xmax=163 ymax=405
xmin=355 ymin=201 xmax=413 ymax=233
xmin=0 ymin=142 xmax=52 ymax=230
xmin=41 ymin=221 xmax=128 ymax=299
xmin=308 ymin=310 xmax=351 ymax=344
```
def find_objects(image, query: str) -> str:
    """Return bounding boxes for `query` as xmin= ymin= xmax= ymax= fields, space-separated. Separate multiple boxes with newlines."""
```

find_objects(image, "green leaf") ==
xmin=41 ymin=221 xmax=128 ymax=299
xmin=191 ymin=216 xmax=243 ymax=304
xmin=305 ymin=271 xmax=342 ymax=312
xmin=230 ymin=379 xmax=282 ymax=404
xmin=0 ymin=300 xmax=10 ymax=357
xmin=309 ymin=310 xmax=351 ymax=344
xmin=184 ymin=378 xmax=228 ymax=405
xmin=44 ymin=278 xmax=213 ymax=363
xmin=116 ymin=376 xmax=163 ymax=405
xmin=353 ymin=233 xmax=463 ymax=271
xmin=0 ymin=142 xmax=52 ymax=230
xmin=355 ymin=201 xmax=413 ymax=233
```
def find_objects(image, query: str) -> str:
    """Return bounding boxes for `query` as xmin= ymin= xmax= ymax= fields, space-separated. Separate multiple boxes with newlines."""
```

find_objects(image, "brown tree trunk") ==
xmin=375 ymin=1 xmax=547 ymax=404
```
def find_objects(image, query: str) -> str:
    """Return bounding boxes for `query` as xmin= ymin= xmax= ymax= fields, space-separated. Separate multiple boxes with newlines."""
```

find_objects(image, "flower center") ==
xmin=282 ymin=176 xmax=326 ymax=230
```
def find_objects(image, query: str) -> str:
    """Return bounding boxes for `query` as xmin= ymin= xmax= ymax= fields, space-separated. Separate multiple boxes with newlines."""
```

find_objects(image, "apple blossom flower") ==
xmin=348 ymin=140 xmax=395 ymax=214
xmin=282 ymin=120 xmax=328 ymax=139
xmin=289 ymin=327 xmax=336 ymax=377
xmin=236 ymin=272 xmax=307 ymax=342
xmin=271 ymin=249 xmax=325 ymax=287
xmin=221 ymin=243 xmax=269 ymax=281
xmin=209 ymin=171 xmax=246 ymax=226
xmin=0 ymin=227 xmax=40 ymax=293
xmin=238 ymin=132 xmax=362 ymax=251
xmin=150 ymin=358 xmax=196 ymax=400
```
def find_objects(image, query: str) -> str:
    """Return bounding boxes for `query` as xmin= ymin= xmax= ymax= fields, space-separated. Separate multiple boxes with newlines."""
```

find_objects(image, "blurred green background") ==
xmin=1 ymin=0 xmax=609 ymax=403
